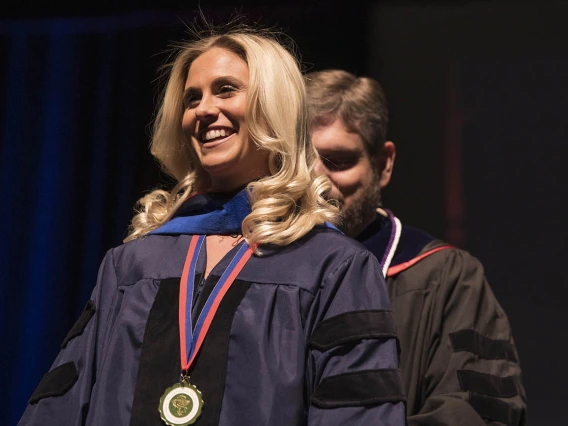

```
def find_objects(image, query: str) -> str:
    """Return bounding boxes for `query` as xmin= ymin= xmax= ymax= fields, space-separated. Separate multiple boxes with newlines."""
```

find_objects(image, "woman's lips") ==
xmin=200 ymin=131 xmax=235 ymax=148
xmin=200 ymin=127 xmax=235 ymax=142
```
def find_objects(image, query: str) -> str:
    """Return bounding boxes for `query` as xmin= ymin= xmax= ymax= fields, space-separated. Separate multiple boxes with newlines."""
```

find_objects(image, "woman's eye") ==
xmin=184 ymin=95 xmax=200 ymax=109
xmin=219 ymin=85 xmax=237 ymax=96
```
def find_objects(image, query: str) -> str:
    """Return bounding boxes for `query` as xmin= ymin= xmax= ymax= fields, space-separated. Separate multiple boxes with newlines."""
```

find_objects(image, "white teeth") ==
xmin=204 ymin=129 xmax=231 ymax=141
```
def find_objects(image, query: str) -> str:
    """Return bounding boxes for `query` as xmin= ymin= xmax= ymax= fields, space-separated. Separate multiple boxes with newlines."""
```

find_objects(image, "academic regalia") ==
xmin=18 ymin=191 xmax=407 ymax=426
xmin=358 ymin=212 xmax=527 ymax=426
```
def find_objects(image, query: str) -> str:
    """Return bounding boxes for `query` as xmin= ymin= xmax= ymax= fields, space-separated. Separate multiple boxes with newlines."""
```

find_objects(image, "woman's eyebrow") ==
xmin=184 ymin=76 xmax=247 ymax=94
xmin=212 ymin=76 xmax=247 ymax=87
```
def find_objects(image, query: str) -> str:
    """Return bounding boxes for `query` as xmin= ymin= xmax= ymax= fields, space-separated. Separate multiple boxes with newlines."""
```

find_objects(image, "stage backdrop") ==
xmin=1 ymin=1 xmax=566 ymax=425
xmin=369 ymin=2 xmax=568 ymax=424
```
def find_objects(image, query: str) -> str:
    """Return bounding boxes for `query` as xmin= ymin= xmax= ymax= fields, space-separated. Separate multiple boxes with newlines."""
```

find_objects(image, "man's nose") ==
xmin=314 ymin=158 xmax=328 ymax=176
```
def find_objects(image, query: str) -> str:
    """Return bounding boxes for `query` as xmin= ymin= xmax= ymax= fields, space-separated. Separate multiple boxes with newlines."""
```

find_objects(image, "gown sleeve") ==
xmin=306 ymin=248 xmax=407 ymax=426
xmin=17 ymin=248 xmax=119 ymax=426
xmin=408 ymin=248 xmax=526 ymax=426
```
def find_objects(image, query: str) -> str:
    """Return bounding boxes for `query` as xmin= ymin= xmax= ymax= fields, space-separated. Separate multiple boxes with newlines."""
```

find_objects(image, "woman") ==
xmin=18 ymin=26 xmax=406 ymax=426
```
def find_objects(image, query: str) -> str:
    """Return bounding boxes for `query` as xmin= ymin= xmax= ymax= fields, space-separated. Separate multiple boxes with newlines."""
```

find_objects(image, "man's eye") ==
xmin=322 ymin=158 xmax=355 ymax=171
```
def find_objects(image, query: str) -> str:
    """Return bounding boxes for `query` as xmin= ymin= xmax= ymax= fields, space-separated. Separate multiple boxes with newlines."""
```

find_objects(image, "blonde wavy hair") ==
xmin=124 ymin=28 xmax=339 ymax=250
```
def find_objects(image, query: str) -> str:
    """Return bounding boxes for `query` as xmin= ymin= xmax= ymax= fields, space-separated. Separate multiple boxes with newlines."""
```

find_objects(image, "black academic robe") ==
xmin=360 ymin=213 xmax=527 ymax=426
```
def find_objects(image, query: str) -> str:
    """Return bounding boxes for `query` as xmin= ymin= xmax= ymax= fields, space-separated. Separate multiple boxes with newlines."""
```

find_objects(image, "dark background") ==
xmin=1 ymin=1 xmax=566 ymax=424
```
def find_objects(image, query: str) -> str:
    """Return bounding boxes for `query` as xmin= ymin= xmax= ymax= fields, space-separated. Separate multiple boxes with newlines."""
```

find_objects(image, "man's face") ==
xmin=312 ymin=118 xmax=381 ymax=237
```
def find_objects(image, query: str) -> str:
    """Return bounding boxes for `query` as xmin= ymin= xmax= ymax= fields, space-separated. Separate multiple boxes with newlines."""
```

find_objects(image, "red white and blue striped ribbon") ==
xmin=179 ymin=234 xmax=254 ymax=371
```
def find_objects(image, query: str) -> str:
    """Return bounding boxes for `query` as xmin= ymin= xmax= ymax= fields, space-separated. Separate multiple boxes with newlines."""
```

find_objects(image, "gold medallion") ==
xmin=158 ymin=381 xmax=203 ymax=426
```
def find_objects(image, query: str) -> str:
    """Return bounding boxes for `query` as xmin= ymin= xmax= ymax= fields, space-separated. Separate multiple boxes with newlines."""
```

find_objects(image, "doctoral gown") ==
xmin=18 ymin=192 xmax=407 ymax=426
xmin=359 ymin=212 xmax=526 ymax=426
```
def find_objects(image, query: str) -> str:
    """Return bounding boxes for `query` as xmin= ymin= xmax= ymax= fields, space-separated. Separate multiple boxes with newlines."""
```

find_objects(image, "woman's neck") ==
xmin=207 ymin=182 xmax=249 ymax=198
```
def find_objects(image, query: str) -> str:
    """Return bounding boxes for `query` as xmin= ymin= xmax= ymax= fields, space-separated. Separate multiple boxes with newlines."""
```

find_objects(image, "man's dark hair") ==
xmin=305 ymin=69 xmax=389 ymax=156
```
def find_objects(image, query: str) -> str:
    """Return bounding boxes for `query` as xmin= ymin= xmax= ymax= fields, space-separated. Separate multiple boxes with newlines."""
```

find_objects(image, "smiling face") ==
xmin=312 ymin=118 xmax=382 ymax=237
xmin=182 ymin=47 xmax=270 ymax=191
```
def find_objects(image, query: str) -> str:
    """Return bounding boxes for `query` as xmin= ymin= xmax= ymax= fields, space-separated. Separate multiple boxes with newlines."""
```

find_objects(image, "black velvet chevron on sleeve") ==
xmin=311 ymin=369 xmax=406 ymax=408
xmin=29 ymin=362 xmax=79 ymax=404
xmin=469 ymin=392 xmax=523 ymax=426
xmin=308 ymin=310 xmax=397 ymax=351
xmin=61 ymin=299 xmax=96 ymax=348
xmin=450 ymin=329 xmax=518 ymax=362
xmin=457 ymin=370 xmax=519 ymax=398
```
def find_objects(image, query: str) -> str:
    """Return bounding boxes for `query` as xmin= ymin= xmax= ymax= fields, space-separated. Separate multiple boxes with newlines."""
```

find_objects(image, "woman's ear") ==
xmin=377 ymin=141 xmax=396 ymax=189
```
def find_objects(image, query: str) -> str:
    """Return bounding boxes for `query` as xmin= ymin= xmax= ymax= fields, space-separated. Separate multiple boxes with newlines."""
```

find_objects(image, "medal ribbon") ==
xmin=179 ymin=234 xmax=255 ymax=372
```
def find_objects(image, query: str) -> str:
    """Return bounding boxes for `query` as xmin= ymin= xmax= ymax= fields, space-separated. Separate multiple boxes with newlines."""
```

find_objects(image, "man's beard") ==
xmin=338 ymin=172 xmax=382 ymax=238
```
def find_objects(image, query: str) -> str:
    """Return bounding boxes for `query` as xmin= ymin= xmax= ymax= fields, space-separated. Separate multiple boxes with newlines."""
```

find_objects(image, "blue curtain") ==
xmin=0 ymin=13 xmax=184 ymax=425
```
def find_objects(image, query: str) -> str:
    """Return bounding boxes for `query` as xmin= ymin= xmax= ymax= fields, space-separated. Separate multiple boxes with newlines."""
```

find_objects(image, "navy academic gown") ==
xmin=18 ymin=192 xmax=407 ymax=426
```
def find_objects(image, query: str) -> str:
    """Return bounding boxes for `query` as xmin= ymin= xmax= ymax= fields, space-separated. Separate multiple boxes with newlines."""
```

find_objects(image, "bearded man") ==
xmin=306 ymin=69 xmax=527 ymax=426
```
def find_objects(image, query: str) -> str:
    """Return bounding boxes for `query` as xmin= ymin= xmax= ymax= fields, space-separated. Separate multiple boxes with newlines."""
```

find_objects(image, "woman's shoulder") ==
xmin=255 ymin=226 xmax=374 ymax=270
xmin=104 ymin=234 xmax=193 ymax=285
xmin=241 ymin=226 xmax=380 ymax=293
xmin=309 ymin=225 xmax=368 ymax=250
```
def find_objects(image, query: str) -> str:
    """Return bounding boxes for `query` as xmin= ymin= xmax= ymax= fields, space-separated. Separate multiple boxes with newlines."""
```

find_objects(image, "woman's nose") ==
xmin=195 ymin=95 xmax=219 ymax=121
